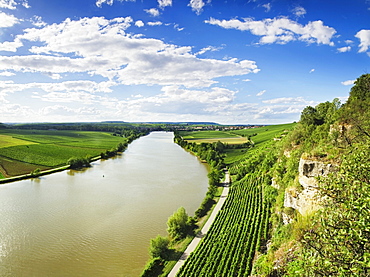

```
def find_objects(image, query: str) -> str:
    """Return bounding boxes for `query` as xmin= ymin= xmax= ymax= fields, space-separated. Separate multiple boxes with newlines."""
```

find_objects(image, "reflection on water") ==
xmin=0 ymin=132 xmax=209 ymax=276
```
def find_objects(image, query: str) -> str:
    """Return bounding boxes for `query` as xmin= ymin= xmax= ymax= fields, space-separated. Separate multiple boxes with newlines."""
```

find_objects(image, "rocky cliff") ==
xmin=283 ymin=157 xmax=335 ymax=217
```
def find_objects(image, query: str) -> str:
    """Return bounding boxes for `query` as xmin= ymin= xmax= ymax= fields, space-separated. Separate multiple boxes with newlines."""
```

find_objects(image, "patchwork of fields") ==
xmin=0 ymin=129 xmax=126 ymax=178
xmin=179 ymin=123 xmax=295 ymax=165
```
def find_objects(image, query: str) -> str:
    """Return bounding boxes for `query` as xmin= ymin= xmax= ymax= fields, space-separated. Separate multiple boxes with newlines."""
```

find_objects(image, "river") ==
xmin=0 ymin=132 xmax=209 ymax=276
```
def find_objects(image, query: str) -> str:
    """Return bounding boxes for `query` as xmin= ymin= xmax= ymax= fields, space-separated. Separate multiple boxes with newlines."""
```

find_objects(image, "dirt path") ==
xmin=168 ymin=171 xmax=230 ymax=277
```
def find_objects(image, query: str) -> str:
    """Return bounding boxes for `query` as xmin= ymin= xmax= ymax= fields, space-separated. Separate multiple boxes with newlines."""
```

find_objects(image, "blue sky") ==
xmin=0 ymin=0 xmax=369 ymax=124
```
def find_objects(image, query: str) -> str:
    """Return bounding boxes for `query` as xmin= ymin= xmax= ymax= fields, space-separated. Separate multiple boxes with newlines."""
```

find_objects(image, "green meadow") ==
xmin=0 ymin=129 xmax=126 ymax=178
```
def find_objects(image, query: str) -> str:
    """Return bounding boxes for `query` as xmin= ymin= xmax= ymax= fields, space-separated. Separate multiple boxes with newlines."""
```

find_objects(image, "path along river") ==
xmin=0 ymin=132 xmax=209 ymax=276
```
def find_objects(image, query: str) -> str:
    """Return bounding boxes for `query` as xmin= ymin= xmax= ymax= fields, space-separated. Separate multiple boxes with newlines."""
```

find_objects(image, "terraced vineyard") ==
xmin=176 ymin=174 xmax=270 ymax=277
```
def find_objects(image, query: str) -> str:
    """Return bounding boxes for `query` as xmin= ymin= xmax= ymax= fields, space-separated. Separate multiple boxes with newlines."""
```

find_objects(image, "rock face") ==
xmin=283 ymin=157 xmax=335 ymax=216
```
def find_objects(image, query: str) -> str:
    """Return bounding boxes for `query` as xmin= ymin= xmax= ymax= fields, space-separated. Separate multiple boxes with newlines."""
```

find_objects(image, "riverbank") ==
xmin=0 ymin=155 xmax=106 ymax=185
xmin=168 ymin=172 xmax=230 ymax=277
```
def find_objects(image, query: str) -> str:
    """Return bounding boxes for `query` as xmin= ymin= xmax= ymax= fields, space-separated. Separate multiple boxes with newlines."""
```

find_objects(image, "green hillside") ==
xmin=172 ymin=74 xmax=370 ymax=277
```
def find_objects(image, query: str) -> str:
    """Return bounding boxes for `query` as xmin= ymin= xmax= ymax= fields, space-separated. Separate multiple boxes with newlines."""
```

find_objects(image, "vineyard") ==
xmin=176 ymin=174 xmax=270 ymax=277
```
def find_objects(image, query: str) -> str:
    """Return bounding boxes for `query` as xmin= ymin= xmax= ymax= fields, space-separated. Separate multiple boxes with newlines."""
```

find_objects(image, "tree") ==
xmin=300 ymin=106 xmax=318 ymax=126
xmin=167 ymin=207 xmax=190 ymax=240
xmin=149 ymin=235 xmax=170 ymax=259
xmin=341 ymin=74 xmax=370 ymax=141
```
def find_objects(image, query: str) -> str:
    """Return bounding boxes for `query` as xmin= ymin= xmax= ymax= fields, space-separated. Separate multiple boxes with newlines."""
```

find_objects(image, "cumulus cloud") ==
xmin=189 ymin=0 xmax=205 ymax=14
xmin=341 ymin=80 xmax=355 ymax=86
xmin=0 ymin=0 xmax=17 ymax=9
xmin=0 ymin=38 xmax=22 ymax=52
xmin=0 ymin=11 xmax=20 ymax=28
xmin=337 ymin=46 xmax=351 ymax=53
xmin=115 ymin=85 xmax=238 ymax=116
xmin=135 ymin=20 xmax=144 ymax=27
xmin=205 ymin=17 xmax=336 ymax=46
xmin=309 ymin=68 xmax=315 ymax=73
xmin=355 ymin=29 xmax=370 ymax=52
xmin=158 ymin=0 xmax=172 ymax=9
xmin=145 ymin=8 xmax=160 ymax=17
xmin=256 ymin=90 xmax=266 ymax=96
xmin=292 ymin=6 xmax=306 ymax=17
xmin=0 ymin=16 xmax=259 ymax=89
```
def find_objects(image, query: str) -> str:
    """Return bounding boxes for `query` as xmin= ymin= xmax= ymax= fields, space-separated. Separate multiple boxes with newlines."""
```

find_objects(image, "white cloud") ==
xmin=262 ymin=97 xmax=307 ymax=104
xmin=0 ymin=0 xmax=17 ymax=9
xmin=292 ymin=6 xmax=306 ymax=17
xmin=31 ymin=16 xmax=47 ymax=27
xmin=355 ymin=29 xmax=370 ymax=53
xmin=0 ymin=16 xmax=259 ymax=89
xmin=243 ymin=79 xmax=251 ymax=82
xmin=0 ymin=71 xmax=15 ymax=76
xmin=262 ymin=3 xmax=271 ymax=12
xmin=148 ymin=21 xmax=163 ymax=26
xmin=189 ymin=0 xmax=205 ymax=14
xmin=337 ymin=46 xmax=351 ymax=53
xmin=96 ymin=0 xmax=113 ymax=8
xmin=341 ymin=80 xmax=355 ymax=86
xmin=0 ymin=38 xmax=22 ymax=52
xmin=309 ymin=68 xmax=315 ymax=73
xmin=256 ymin=90 xmax=266 ymax=96
xmin=196 ymin=46 xmax=220 ymax=55
xmin=205 ymin=17 xmax=336 ymax=46
xmin=0 ymin=11 xmax=20 ymax=28
xmin=135 ymin=20 xmax=144 ymax=27
xmin=145 ymin=8 xmax=160 ymax=17
xmin=158 ymin=0 xmax=172 ymax=9
xmin=0 ymin=80 xmax=115 ymax=94
xmin=21 ymin=0 xmax=29 ymax=8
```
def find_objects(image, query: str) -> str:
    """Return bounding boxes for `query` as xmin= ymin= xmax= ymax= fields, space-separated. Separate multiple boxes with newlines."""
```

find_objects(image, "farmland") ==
xmin=179 ymin=123 xmax=295 ymax=165
xmin=0 ymin=129 xmax=128 ymax=178
xmin=176 ymin=174 xmax=270 ymax=277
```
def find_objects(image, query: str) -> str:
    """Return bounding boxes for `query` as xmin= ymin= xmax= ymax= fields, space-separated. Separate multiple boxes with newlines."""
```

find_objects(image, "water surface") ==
xmin=0 ymin=132 xmax=209 ymax=276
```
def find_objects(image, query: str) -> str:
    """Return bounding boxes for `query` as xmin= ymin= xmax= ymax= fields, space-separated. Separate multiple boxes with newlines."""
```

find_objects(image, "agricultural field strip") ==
xmin=176 ymin=176 xmax=269 ymax=277
xmin=0 ymin=134 xmax=38 ymax=148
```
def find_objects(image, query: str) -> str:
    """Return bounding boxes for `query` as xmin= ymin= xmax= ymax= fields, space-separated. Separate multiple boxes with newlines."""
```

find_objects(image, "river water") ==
xmin=0 ymin=132 xmax=209 ymax=276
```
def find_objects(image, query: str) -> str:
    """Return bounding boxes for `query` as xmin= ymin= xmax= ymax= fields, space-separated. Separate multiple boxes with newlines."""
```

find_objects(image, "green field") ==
xmin=179 ymin=123 xmax=295 ymax=165
xmin=181 ymin=130 xmax=240 ymax=139
xmin=229 ymin=123 xmax=296 ymax=146
xmin=0 ymin=129 xmax=126 ymax=177
xmin=180 ymin=130 xmax=248 ymax=144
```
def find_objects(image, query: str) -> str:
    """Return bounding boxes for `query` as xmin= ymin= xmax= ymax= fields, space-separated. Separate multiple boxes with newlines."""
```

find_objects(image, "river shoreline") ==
xmin=0 ymin=155 xmax=108 ymax=185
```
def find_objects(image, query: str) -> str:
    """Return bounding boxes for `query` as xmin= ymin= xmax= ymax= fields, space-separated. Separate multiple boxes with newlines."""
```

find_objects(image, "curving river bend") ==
xmin=0 ymin=132 xmax=209 ymax=276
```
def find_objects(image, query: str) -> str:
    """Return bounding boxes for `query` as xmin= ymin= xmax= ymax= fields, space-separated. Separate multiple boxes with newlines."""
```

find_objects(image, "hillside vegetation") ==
xmin=250 ymin=74 xmax=370 ymax=276
xmin=171 ymin=74 xmax=369 ymax=276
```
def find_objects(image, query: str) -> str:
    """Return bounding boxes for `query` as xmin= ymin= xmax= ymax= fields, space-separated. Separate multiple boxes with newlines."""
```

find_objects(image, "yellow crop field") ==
xmin=0 ymin=135 xmax=37 ymax=148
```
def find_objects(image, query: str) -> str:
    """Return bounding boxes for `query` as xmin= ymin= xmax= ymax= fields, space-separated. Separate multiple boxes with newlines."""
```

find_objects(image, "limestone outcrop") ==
xmin=283 ymin=157 xmax=335 ymax=216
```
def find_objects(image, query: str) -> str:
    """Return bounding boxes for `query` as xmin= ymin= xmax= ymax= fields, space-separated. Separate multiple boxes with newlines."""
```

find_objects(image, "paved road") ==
xmin=168 ymin=171 xmax=230 ymax=277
